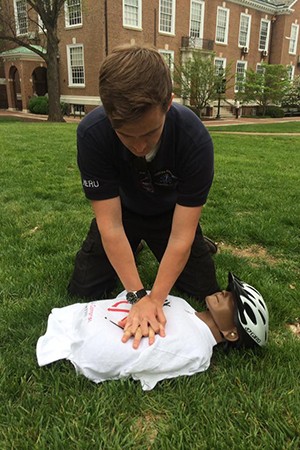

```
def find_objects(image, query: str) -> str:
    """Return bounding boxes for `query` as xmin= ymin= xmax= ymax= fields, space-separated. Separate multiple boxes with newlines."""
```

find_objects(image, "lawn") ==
xmin=0 ymin=119 xmax=299 ymax=449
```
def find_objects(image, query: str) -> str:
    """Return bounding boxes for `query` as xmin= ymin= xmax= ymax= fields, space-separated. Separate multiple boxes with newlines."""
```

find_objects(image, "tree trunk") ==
xmin=46 ymin=30 xmax=64 ymax=122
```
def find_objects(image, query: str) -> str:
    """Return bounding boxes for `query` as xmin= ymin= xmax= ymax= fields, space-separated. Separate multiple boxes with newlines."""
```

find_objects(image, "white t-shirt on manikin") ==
xmin=36 ymin=292 xmax=217 ymax=391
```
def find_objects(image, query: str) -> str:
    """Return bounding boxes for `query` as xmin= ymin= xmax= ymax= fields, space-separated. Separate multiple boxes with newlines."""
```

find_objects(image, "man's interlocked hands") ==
xmin=118 ymin=295 xmax=166 ymax=349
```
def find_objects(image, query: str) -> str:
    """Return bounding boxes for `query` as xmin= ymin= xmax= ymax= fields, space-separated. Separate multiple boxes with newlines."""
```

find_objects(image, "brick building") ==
xmin=0 ymin=0 xmax=299 ymax=114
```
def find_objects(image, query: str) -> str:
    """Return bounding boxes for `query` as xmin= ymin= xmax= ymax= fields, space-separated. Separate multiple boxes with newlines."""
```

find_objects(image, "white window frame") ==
xmin=287 ymin=65 xmax=295 ymax=81
xmin=215 ymin=6 xmax=229 ymax=45
xmin=67 ymin=44 xmax=85 ymax=87
xmin=189 ymin=0 xmax=205 ymax=39
xmin=238 ymin=13 xmax=251 ymax=48
xmin=289 ymin=24 xmax=299 ymax=55
xmin=214 ymin=57 xmax=226 ymax=75
xmin=159 ymin=0 xmax=176 ymax=35
xmin=123 ymin=0 xmax=142 ymax=29
xmin=159 ymin=49 xmax=175 ymax=78
xmin=258 ymin=19 xmax=270 ymax=51
xmin=14 ymin=0 xmax=28 ymax=36
xmin=65 ymin=0 xmax=83 ymax=28
xmin=235 ymin=60 xmax=247 ymax=93
xmin=256 ymin=63 xmax=264 ymax=74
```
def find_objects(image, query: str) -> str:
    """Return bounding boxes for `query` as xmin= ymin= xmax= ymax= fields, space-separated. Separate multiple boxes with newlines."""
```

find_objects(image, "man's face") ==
xmin=205 ymin=291 xmax=239 ymax=341
xmin=114 ymin=105 xmax=168 ymax=157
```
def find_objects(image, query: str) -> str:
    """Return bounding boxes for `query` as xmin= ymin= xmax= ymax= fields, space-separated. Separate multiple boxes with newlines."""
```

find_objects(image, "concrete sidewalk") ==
xmin=0 ymin=109 xmax=81 ymax=123
xmin=1 ymin=108 xmax=300 ymax=127
xmin=204 ymin=115 xmax=300 ymax=127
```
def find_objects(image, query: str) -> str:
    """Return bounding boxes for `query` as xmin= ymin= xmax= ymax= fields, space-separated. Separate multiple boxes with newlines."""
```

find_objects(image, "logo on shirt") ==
xmin=82 ymin=179 xmax=100 ymax=189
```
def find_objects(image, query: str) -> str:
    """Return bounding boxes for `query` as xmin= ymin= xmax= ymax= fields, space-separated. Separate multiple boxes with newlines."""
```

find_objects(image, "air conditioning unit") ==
xmin=242 ymin=46 xmax=249 ymax=54
xmin=262 ymin=50 xmax=268 ymax=57
xmin=28 ymin=31 xmax=36 ymax=40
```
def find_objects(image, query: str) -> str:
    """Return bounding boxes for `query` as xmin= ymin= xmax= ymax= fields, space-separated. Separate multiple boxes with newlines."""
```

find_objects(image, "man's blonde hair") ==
xmin=99 ymin=44 xmax=173 ymax=128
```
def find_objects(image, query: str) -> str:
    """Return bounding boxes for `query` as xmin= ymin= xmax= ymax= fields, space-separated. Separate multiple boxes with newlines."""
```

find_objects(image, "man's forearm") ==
xmin=100 ymin=226 xmax=143 ymax=291
xmin=149 ymin=203 xmax=203 ymax=304
xmin=150 ymin=237 xmax=191 ymax=304
xmin=92 ymin=198 xmax=144 ymax=292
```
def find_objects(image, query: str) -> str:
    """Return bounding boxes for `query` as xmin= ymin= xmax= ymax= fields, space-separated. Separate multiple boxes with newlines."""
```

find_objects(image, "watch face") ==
xmin=126 ymin=292 xmax=137 ymax=304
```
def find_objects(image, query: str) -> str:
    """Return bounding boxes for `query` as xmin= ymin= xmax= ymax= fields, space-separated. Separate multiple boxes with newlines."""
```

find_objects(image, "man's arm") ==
xmin=92 ymin=197 xmax=142 ymax=291
xmin=91 ymin=198 xmax=166 ymax=337
xmin=121 ymin=203 xmax=203 ymax=346
xmin=150 ymin=203 xmax=203 ymax=302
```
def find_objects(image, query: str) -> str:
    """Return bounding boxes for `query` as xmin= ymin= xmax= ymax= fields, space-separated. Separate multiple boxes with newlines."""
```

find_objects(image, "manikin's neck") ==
xmin=195 ymin=311 xmax=224 ymax=344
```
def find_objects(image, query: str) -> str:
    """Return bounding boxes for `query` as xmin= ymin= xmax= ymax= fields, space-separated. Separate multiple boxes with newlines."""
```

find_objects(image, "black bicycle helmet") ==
xmin=227 ymin=273 xmax=269 ymax=349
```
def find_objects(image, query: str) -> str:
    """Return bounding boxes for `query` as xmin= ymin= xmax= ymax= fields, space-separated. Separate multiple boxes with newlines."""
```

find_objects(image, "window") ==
xmin=215 ymin=7 xmax=229 ymax=44
xmin=259 ymin=19 xmax=270 ymax=51
xmin=14 ymin=0 xmax=28 ymax=35
xmin=123 ymin=0 xmax=142 ymax=28
xmin=287 ymin=65 xmax=295 ymax=81
xmin=238 ymin=13 xmax=251 ymax=48
xmin=159 ymin=49 xmax=174 ymax=77
xmin=256 ymin=63 xmax=264 ymax=74
xmin=214 ymin=57 xmax=226 ymax=75
xmin=67 ymin=45 xmax=85 ymax=86
xmin=190 ymin=0 xmax=204 ymax=39
xmin=235 ymin=61 xmax=247 ymax=93
xmin=289 ymin=24 xmax=299 ymax=55
xmin=71 ymin=104 xmax=85 ymax=116
xmin=65 ymin=0 xmax=82 ymax=27
xmin=159 ymin=0 xmax=176 ymax=34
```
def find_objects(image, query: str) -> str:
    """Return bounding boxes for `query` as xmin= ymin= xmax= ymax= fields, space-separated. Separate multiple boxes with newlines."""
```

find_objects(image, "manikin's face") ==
xmin=114 ymin=104 xmax=170 ymax=158
xmin=205 ymin=291 xmax=239 ymax=341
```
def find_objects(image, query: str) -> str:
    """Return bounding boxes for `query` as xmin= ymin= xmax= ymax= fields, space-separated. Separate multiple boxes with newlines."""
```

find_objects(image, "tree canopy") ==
xmin=173 ymin=52 xmax=232 ymax=117
xmin=0 ymin=0 xmax=66 ymax=121
xmin=236 ymin=63 xmax=290 ymax=115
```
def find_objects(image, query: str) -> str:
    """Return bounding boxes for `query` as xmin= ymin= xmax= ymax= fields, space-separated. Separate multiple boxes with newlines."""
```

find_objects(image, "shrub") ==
xmin=29 ymin=97 xmax=71 ymax=116
xmin=267 ymin=106 xmax=285 ymax=118
xmin=256 ymin=106 xmax=284 ymax=118
xmin=60 ymin=102 xmax=70 ymax=116
xmin=28 ymin=96 xmax=49 ymax=115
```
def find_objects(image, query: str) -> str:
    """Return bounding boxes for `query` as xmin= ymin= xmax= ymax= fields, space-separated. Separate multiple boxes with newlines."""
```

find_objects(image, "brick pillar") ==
xmin=4 ymin=63 xmax=16 ymax=111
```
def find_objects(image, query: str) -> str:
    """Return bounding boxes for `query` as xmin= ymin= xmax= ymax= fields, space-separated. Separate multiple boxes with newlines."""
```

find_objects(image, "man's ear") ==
xmin=222 ymin=327 xmax=239 ymax=342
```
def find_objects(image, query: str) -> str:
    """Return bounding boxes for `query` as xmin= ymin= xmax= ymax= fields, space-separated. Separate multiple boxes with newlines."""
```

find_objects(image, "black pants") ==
xmin=68 ymin=208 xmax=219 ymax=301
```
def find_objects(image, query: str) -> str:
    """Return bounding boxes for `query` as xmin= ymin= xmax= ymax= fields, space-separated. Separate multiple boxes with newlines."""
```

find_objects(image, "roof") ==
xmin=230 ymin=0 xmax=297 ymax=12
xmin=0 ymin=45 xmax=46 ymax=60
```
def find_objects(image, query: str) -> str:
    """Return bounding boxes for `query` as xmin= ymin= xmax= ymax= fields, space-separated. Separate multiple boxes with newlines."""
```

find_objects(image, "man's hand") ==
xmin=123 ymin=325 xmax=156 ymax=350
xmin=118 ymin=295 xmax=166 ymax=348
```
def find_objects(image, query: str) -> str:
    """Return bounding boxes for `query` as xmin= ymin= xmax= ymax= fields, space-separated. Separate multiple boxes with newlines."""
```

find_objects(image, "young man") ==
xmin=68 ymin=44 xmax=219 ymax=346
xmin=38 ymin=274 xmax=269 ymax=391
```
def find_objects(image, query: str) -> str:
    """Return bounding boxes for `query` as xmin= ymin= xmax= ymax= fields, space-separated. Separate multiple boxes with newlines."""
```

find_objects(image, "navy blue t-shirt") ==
xmin=77 ymin=103 xmax=214 ymax=216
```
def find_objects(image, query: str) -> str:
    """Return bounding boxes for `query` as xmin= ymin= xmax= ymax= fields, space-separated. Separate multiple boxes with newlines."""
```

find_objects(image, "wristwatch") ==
xmin=126 ymin=288 xmax=147 ymax=304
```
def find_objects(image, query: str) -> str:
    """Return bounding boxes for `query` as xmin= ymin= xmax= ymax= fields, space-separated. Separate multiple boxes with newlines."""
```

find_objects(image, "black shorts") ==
xmin=67 ymin=208 xmax=219 ymax=300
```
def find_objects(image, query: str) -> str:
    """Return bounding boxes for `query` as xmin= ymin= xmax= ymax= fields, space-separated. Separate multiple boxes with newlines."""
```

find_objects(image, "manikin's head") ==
xmin=201 ymin=273 xmax=269 ymax=349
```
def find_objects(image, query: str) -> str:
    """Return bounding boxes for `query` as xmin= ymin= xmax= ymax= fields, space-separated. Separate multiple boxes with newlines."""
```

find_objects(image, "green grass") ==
xmin=207 ymin=121 xmax=300 ymax=133
xmin=0 ymin=119 xmax=299 ymax=449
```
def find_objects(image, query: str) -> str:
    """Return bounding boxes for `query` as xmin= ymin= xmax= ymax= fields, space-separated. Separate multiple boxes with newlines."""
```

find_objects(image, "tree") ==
xmin=0 ymin=0 xmax=66 ymax=122
xmin=281 ymin=75 xmax=300 ymax=110
xmin=236 ymin=63 xmax=290 ymax=116
xmin=173 ymin=52 xmax=232 ymax=117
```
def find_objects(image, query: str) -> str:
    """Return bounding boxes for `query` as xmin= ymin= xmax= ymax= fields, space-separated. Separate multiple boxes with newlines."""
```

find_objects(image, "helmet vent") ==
xmin=259 ymin=299 xmax=266 ymax=310
xmin=244 ymin=303 xmax=257 ymax=324
xmin=259 ymin=310 xmax=266 ymax=325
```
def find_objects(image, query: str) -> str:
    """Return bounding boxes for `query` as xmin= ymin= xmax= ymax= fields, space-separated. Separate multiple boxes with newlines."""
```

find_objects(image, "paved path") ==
xmin=208 ymin=131 xmax=300 ymax=135
xmin=0 ymin=109 xmax=81 ymax=123
xmin=204 ymin=116 xmax=300 ymax=127
xmin=1 ymin=109 xmax=300 ymax=130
